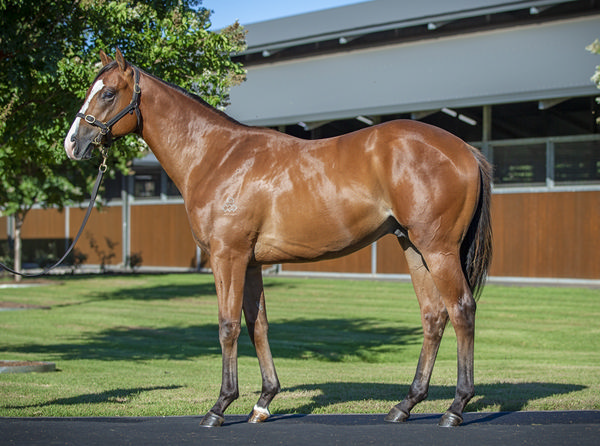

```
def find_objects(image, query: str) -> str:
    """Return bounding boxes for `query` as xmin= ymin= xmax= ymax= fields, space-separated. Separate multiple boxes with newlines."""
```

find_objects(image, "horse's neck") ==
xmin=138 ymin=73 xmax=241 ymax=197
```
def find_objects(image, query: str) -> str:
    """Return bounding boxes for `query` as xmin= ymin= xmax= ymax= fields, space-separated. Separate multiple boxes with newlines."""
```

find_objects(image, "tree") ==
xmin=0 ymin=0 xmax=246 ymax=278
xmin=587 ymin=39 xmax=600 ymax=124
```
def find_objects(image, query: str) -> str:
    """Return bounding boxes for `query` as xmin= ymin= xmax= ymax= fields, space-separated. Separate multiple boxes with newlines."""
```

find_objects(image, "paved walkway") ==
xmin=2 ymin=411 xmax=599 ymax=445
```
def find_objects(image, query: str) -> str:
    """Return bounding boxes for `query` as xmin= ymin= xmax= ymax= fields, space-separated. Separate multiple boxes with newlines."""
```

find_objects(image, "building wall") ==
xmin=227 ymin=15 xmax=600 ymax=126
xmin=2 ymin=190 xmax=598 ymax=279
xmin=130 ymin=204 xmax=197 ymax=268
xmin=69 ymin=206 xmax=123 ymax=266
xmin=282 ymin=190 xmax=600 ymax=280
xmin=490 ymin=190 xmax=600 ymax=279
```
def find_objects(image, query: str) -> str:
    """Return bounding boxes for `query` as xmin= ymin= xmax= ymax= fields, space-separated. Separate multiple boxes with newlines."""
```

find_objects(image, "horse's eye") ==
xmin=102 ymin=90 xmax=115 ymax=101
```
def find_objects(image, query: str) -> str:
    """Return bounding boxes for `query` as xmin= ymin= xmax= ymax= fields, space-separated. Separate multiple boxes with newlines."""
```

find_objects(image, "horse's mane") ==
xmin=96 ymin=61 xmax=246 ymax=127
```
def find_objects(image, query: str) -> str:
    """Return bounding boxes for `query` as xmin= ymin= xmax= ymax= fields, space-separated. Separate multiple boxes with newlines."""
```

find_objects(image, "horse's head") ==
xmin=64 ymin=49 xmax=141 ymax=160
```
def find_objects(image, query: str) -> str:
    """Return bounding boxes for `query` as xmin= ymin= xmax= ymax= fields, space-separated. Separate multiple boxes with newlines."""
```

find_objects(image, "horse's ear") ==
xmin=115 ymin=48 xmax=128 ymax=72
xmin=99 ymin=50 xmax=113 ymax=66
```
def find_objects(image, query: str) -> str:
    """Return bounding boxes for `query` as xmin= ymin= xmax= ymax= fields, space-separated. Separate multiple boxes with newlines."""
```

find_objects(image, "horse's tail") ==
xmin=462 ymin=146 xmax=493 ymax=300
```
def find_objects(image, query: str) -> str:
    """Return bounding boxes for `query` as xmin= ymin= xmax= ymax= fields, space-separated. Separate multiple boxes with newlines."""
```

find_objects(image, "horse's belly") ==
xmin=253 ymin=211 xmax=393 ymax=264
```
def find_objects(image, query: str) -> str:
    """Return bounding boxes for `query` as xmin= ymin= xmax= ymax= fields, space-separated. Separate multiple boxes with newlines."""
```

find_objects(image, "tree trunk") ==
xmin=13 ymin=212 xmax=24 ymax=283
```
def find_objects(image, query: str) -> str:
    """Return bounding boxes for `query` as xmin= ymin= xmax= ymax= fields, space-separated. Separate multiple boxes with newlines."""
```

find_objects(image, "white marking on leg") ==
xmin=253 ymin=404 xmax=270 ymax=417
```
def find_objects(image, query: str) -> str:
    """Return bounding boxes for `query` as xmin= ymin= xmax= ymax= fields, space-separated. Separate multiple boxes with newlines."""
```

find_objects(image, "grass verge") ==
xmin=1 ymin=273 xmax=599 ymax=417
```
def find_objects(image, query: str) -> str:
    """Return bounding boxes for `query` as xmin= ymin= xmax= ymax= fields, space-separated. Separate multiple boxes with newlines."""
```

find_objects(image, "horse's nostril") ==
xmin=71 ymin=135 xmax=76 ymax=142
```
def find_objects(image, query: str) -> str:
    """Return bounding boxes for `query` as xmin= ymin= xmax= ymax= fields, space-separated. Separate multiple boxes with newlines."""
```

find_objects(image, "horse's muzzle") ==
xmin=67 ymin=136 xmax=94 ymax=160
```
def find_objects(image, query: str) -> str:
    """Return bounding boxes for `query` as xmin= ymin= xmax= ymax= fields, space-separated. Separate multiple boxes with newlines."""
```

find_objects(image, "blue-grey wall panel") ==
xmin=227 ymin=16 xmax=599 ymax=126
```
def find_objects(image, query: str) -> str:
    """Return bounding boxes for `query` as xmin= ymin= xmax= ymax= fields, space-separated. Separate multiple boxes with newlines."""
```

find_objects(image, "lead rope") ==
xmin=0 ymin=154 xmax=108 ymax=278
xmin=2 ymin=67 xmax=140 ymax=278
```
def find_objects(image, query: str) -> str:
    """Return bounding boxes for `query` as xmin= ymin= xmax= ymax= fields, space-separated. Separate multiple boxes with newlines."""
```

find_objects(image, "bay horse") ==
xmin=65 ymin=50 xmax=492 ymax=428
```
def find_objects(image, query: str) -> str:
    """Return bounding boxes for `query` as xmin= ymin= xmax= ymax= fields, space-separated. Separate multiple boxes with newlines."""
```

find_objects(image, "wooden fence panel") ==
xmin=130 ymin=204 xmax=196 ymax=267
xmin=281 ymin=245 xmax=372 ymax=274
xmin=489 ymin=191 xmax=600 ymax=279
xmin=0 ymin=216 xmax=6 ymax=239
xmin=70 ymin=206 xmax=123 ymax=266
xmin=283 ymin=190 xmax=600 ymax=280
xmin=21 ymin=208 xmax=65 ymax=238
xmin=2 ymin=190 xmax=598 ymax=279
xmin=376 ymin=234 xmax=409 ymax=274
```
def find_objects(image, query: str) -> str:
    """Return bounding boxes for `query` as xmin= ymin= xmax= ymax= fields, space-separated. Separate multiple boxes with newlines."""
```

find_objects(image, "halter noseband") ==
xmin=75 ymin=66 xmax=142 ymax=149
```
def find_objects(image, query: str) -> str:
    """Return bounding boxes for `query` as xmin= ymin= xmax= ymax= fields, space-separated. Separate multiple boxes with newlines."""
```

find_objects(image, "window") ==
xmin=133 ymin=169 xmax=161 ymax=198
xmin=278 ymin=96 xmax=600 ymax=190
xmin=555 ymin=140 xmax=600 ymax=185
xmin=492 ymin=98 xmax=599 ymax=139
xmin=166 ymin=175 xmax=181 ymax=197
xmin=417 ymin=106 xmax=483 ymax=142
xmin=102 ymin=172 xmax=123 ymax=201
xmin=492 ymin=143 xmax=546 ymax=186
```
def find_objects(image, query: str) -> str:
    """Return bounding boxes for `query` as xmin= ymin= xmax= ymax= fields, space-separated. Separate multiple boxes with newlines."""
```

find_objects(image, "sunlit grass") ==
xmin=1 ymin=274 xmax=598 ymax=417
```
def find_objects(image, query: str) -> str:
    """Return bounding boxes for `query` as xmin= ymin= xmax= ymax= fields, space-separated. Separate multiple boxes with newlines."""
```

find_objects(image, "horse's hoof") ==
xmin=438 ymin=411 xmax=463 ymax=427
xmin=200 ymin=411 xmax=225 ymax=427
xmin=247 ymin=405 xmax=271 ymax=423
xmin=384 ymin=406 xmax=410 ymax=423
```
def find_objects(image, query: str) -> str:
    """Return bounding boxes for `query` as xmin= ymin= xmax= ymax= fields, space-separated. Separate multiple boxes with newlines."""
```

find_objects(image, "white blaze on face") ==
xmin=64 ymin=79 xmax=105 ymax=159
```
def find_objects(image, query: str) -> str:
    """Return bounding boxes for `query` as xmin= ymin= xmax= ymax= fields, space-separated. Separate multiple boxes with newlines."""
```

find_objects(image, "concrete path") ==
xmin=2 ymin=411 xmax=599 ymax=445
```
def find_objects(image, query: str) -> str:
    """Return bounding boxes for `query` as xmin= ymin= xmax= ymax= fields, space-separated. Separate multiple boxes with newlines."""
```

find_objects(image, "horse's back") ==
xmin=249 ymin=120 xmax=481 ymax=263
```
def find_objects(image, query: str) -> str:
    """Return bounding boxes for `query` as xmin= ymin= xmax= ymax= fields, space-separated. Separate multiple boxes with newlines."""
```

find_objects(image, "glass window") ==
xmin=102 ymin=172 xmax=123 ymax=201
xmin=492 ymin=144 xmax=546 ymax=186
xmin=133 ymin=169 xmax=161 ymax=198
xmin=555 ymin=140 xmax=600 ymax=185
xmin=417 ymin=106 xmax=483 ymax=142
xmin=492 ymin=97 xmax=599 ymax=139
xmin=166 ymin=175 xmax=181 ymax=197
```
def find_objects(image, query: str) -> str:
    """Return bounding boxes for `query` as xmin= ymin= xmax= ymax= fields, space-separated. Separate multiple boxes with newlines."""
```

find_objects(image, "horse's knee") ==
xmin=219 ymin=320 xmax=241 ymax=345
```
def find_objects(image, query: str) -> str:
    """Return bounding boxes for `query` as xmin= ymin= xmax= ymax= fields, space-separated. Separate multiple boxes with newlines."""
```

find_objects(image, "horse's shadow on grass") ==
xmin=5 ymin=318 xmax=423 ymax=362
xmin=5 ymin=381 xmax=585 ymax=418
xmin=94 ymin=282 xmax=217 ymax=301
xmin=80 ymin=274 xmax=298 ymax=302
xmin=280 ymin=381 xmax=587 ymax=416
xmin=3 ymin=385 xmax=182 ymax=410
xmin=5 ymin=300 xmax=588 ymax=417
xmin=52 ymin=274 xmax=298 ymax=307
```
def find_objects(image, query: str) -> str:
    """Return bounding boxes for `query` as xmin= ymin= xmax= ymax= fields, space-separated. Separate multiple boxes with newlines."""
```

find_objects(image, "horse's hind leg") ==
xmin=243 ymin=265 xmax=281 ymax=423
xmin=423 ymin=248 xmax=477 ymax=427
xmin=386 ymin=238 xmax=449 ymax=423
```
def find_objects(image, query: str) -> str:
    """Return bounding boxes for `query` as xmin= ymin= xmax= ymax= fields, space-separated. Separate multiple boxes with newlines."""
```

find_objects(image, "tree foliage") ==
xmin=587 ymin=39 xmax=600 ymax=123
xmin=0 ymin=0 xmax=245 ymax=273
xmin=0 ymin=0 xmax=245 ymax=209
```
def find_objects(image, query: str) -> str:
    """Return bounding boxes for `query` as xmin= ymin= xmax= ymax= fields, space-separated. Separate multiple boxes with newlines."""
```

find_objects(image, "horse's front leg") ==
xmin=200 ymin=255 xmax=248 ymax=428
xmin=243 ymin=265 xmax=281 ymax=423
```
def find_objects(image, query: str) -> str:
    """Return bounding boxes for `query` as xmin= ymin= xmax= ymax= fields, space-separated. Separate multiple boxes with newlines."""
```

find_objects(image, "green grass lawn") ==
xmin=1 ymin=273 xmax=599 ymax=417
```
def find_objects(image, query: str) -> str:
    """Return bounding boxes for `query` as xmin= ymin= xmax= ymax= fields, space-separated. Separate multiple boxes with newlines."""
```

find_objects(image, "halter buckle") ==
xmin=99 ymin=146 xmax=109 ymax=172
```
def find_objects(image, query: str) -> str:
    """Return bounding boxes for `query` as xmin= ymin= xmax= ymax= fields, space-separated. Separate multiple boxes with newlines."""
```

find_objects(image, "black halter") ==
xmin=76 ymin=66 xmax=142 ymax=148
xmin=0 ymin=67 xmax=143 ymax=278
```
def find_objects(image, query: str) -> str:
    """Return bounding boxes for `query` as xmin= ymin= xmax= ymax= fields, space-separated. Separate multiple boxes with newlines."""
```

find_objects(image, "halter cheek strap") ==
xmin=76 ymin=67 xmax=142 ymax=147
xmin=0 ymin=68 xmax=142 ymax=278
